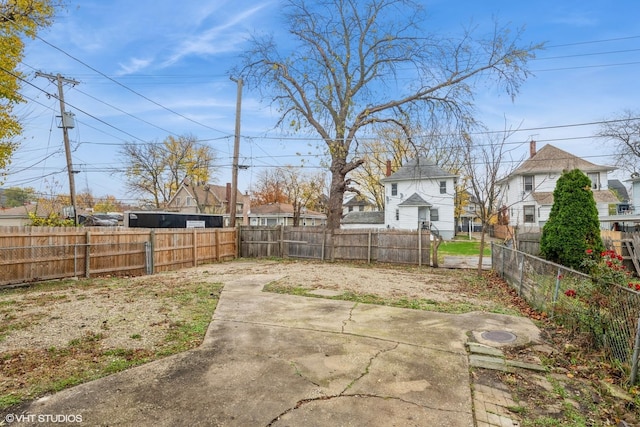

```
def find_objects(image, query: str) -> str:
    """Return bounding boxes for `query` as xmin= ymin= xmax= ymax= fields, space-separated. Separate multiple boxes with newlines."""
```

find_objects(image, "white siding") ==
xmin=384 ymin=177 xmax=456 ymax=239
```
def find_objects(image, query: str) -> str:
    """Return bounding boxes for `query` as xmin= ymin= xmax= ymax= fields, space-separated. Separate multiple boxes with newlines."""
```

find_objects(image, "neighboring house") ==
xmin=166 ymin=181 xmax=250 ymax=226
xmin=0 ymin=204 xmax=34 ymax=226
xmin=343 ymin=194 xmax=377 ymax=214
xmin=0 ymin=203 xmax=59 ymax=226
xmin=458 ymin=191 xmax=483 ymax=233
xmin=248 ymin=203 xmax=326 ymax=226
xmin=341 ymin=211 xmax=385 ymax=229
xmin=498 ymin=142 xmax=620 ymax=233
xmin=380 ymin=157 xmax=458 ymax=239
xmin=608 ymin=179 xmax=631 ymax=211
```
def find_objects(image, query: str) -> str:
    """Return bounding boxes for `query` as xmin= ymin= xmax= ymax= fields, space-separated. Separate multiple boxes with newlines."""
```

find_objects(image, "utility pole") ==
xmin=36 ymin=72 xmax=80 ymax=225
xmin=229 ymin=76 xmax=243 ymax=228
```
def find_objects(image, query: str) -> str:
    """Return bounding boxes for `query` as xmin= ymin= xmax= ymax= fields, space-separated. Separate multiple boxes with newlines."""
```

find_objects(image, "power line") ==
xmin=545 ymin=35 xmax=640 ymax=49
xmin=32 ymin=34 xmax=233 ymax=137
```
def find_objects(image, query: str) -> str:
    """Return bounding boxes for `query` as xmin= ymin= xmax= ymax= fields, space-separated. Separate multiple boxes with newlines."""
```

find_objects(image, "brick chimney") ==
xmin=529 ymin=140 xmax=536 ymax=158
xmin=225 ymin=183 xmax=231 ymax=214
xmin=386 ymin=160 xmax=392 ymax=177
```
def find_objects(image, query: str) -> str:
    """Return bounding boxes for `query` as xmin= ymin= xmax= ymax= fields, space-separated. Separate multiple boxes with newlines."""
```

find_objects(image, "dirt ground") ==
xmin=1 ymin=259 xmax=639 ymax=425
xmin=0 ymin=260 xmax=485 ymax=354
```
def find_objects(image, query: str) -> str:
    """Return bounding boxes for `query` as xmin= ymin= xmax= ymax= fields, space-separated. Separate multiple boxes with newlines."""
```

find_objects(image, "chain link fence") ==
xmin=492 ymin=243 xmax=640 ymax=385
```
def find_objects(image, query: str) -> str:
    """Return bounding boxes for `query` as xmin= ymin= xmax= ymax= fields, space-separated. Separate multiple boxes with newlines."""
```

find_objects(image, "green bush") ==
xmin=540 ymin=169 xmax=604 ymax=271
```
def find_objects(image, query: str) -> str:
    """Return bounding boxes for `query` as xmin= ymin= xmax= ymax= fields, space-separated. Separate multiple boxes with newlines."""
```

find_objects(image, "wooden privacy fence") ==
xmin=239 ymin=226 xmax=431 ymax=265
xmin=0 ymin=226 xmax=236 ymax=287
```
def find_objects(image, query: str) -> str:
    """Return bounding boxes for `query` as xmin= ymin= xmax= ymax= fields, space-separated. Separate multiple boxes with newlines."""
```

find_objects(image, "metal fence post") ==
xmin=519 ymin=251 xmax=525 ymax=296
xmin=553 ymin=267 xmax=562 ymax=303
xmin=85 ymin=231 xmax=91 ymax=278
xmin=149 ymin=229 xmax=155 ymax=274
xmin=631 ymin=313 xmax=640 ymax=384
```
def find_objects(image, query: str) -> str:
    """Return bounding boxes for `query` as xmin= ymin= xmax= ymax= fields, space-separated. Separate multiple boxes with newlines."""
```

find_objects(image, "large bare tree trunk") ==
xmin=326 ymin=157 xmax=348 ymax=230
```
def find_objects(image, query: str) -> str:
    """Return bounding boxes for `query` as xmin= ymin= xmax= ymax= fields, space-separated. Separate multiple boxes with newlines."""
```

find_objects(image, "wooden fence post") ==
xmin=418 ymin=227 xmax=422 ymax=267
xmin=235 ymin=226 xmax=240 ymax=259
xmin=192 ymin=228 xmax=198 ymax=267
xmin=368 ymin=230 xmax=372 ymax=264
xmin=280 ymin=225 xmax=284 ymax=258
xmin=85 ymin=230 xmax=91 ymax=278
xmin=214 ymin=229 xmax=220 ymax=261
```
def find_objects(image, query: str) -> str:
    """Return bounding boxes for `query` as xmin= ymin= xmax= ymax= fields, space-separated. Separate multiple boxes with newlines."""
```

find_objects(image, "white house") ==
xmin=380 ymin=157 xmax=458 ymax=239
xmin=499 ymin=142 xmax=620 ymax=233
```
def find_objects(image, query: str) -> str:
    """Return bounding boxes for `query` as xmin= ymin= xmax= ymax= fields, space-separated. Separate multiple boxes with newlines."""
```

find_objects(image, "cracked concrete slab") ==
xmin=16 ymin=274 xmax=540 ymax=426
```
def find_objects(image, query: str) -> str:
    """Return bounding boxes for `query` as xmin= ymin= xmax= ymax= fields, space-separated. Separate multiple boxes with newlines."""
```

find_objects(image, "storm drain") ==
xmin=480 ymin=330 xmax=517 ymax=343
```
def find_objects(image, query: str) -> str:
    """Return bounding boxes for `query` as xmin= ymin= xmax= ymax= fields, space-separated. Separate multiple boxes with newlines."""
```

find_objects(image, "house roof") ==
xmin=343 ymin=194 xmax=373 ymax=207
xmin=532 ymin=190 xmax=620 ymax=205
xmin=511 ymin=144 xmax=614 ymax=175
xmin=381 ymin=157 xmax=457 ymax=182
xmin=608 ymin=179 xmax=629 ymax=202
xmin=0 ymin=203 xmax=48 ymax=218
xmin=398 ymin=193 xmax=432 ymax=207
xmin=341 ymin=211 xmax=385 ymax=224
xmin=249 ymin=202 xmax=325 ymax=217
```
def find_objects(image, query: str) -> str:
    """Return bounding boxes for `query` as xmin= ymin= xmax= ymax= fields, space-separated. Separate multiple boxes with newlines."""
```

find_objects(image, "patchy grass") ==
xmin=264 ymin=271 xmax=521 ymax=316
xmin=0 ymin=275 xmax=223 ymax=409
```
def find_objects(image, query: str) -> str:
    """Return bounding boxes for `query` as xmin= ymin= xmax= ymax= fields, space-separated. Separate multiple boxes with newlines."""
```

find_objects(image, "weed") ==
xmin=0 ymin=394 xmax=22 ymax=408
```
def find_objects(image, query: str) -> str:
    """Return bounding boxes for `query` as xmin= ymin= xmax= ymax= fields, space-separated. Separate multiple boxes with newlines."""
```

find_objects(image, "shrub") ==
xmin=540 ymin=169 xmax=604 ymax=271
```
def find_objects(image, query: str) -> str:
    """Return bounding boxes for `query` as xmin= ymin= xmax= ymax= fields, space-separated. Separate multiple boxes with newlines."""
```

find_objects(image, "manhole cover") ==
xmin=481 ymin=330 xmax=517 ymax=343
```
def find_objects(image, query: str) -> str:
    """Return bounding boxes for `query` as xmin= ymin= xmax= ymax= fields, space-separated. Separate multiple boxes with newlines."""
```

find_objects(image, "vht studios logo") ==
xmin=4 ymin=413 xmax=83 ymax=423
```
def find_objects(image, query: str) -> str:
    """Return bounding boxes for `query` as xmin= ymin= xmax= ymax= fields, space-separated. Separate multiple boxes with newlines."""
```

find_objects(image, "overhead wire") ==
xmin=3 ymin=7 xmax=639 ymax=203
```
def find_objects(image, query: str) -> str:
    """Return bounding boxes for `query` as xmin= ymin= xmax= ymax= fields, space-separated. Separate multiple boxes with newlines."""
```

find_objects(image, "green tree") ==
xmin=540 ymin=169 xmax=604 ymax=271
xmin=2 ymin=186 xmax=35 ymax=206
xmin=1 ymin=0 xmax=62 ymax=180
xmin=237 ymin=0 xmax=541 ymax=229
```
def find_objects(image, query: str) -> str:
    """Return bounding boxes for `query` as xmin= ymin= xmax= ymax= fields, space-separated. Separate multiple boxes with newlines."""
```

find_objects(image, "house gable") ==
xmin=381 ymin=157 xmax=458 ymax=238
xmin=500 ymin=143 xmax=619 ymax=231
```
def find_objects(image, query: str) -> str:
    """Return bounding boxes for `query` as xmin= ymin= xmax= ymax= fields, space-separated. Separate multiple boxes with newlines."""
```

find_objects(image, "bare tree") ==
xmin=597 ymin=110 xmax=640 ymax=175
xmin=462 ymin=128 xmax=519 ymax=275
xmin=279 ymin=166 xmax=326 ymax=226
xmin=237 ymin=0 xmax=541 ymax=229
xmin=120 ymin=135 xmax=216 ymax=208
xmin=251 ymin=166 xmax=327 ymax=225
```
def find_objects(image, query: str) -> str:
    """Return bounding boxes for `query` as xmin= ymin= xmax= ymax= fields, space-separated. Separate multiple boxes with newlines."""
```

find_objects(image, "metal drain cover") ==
xmin=481 ymin=330 xmax=517 ymax=343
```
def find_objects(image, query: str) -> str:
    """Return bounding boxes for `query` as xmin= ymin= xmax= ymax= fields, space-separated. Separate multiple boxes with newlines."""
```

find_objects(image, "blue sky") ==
xmin=6 ymin=0 xmax=640 ymax=203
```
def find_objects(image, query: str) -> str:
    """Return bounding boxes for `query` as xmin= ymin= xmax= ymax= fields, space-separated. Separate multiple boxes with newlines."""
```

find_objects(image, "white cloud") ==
xmin=162 ymin=4 xmax=271 ymax=67
xmin=116 ymin=57 xmax=153 ymax=76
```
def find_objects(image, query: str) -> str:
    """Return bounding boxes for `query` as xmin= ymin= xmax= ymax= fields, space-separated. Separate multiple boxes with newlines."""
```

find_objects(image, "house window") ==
xmin=523 ymin=176 xmax=534 ymax=192
xmin=395 ymin=209 xmax=399 ymax=221
xmin=391 ymin=183 xmax=397 ymax=196
xmin=439 ymin=181 xmax=446 ymax=194
xmin=523 ymin=205 xmax=535 ymax=223
xmin=588 ymin=172 xmax=599 ymax=189
xmin=186 ymin=197 xmax=194 ymax=206
xmin=175 ymin=197 xmax=181 ymax=206
xmin=348 ymin=206 xmax=354 ymax=212
xmin=430 ymin=209 xmax=439 ymax=221
xmin=358 ymin=205 xmax=364 ymax=212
